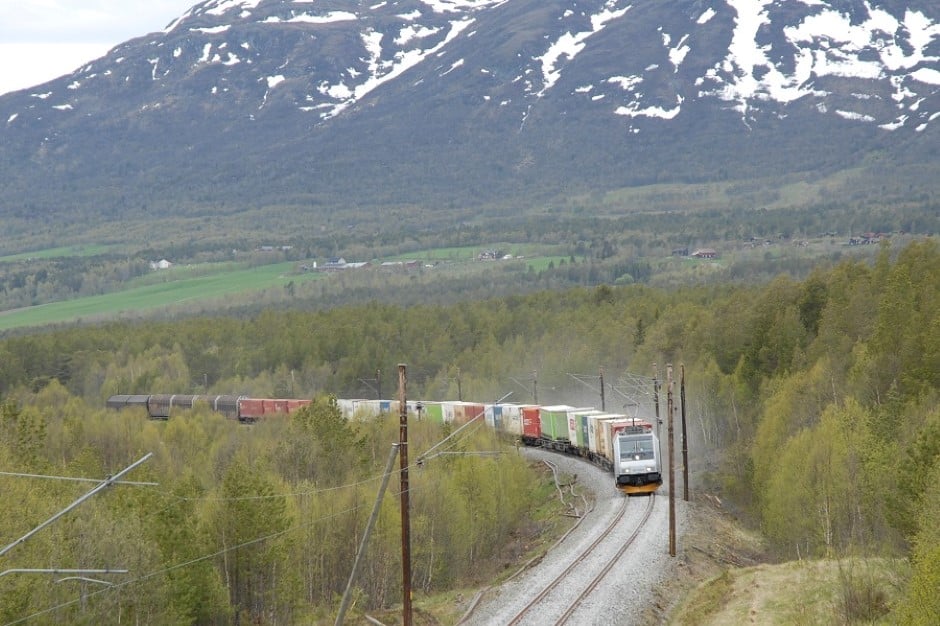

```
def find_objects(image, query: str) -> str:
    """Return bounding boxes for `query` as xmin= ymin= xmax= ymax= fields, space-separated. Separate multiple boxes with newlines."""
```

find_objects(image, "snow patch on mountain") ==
xmin=205 ymin=0 xmax=264 ymax=18
xmin=320 ymin=18 xmax=475 ymax=120
xmin=533 ymin=1 xmax=631 ymax=97
xmin=419 ymin=0 xmax=509 ymax=13
xmin=4 ymin=0 xmax=939 ymax=136
xmin=701 ymin=0 xmax=940 ymax=128
xmin=263 ymin=11 xmax=358 ymax=24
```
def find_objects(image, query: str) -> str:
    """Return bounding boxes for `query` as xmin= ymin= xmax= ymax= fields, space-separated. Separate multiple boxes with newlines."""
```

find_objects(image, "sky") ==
xmin=0 ymin=1 xmax=196 ymax=95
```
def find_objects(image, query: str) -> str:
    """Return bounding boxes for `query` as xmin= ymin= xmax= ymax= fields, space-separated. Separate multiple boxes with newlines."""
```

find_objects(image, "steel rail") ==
xmin=506 ymin=494 xmax=633 ymax=625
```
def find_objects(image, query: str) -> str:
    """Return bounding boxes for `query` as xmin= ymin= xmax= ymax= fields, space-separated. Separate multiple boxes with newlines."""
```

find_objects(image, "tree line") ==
xmin=0 ymin=391 xmax=546 ymax=624
xmin=0 ymin=238 xmax=937 ymax=622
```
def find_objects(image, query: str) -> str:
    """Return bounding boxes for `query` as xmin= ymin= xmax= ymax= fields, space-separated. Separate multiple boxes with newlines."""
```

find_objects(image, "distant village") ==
xmin=149 ymin=232 xmax=892 ymax=272
xmin=671 ymin=230 xmax=892 ymax=261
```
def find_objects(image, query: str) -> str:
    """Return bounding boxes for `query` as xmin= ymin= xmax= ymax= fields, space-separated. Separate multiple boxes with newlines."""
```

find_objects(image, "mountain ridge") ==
xmin=0 ymin=0 xmax=937 ymax=236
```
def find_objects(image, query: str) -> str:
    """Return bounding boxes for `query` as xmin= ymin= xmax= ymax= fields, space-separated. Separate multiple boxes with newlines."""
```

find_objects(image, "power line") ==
xmin=0 ymin=453 xmax=153 ymax=559
xmin=4 ymin=395 xmax=547 ymax=624
xmin=0 ymin=470 xmax=157 ymax=486
xmin=415 ymin=391 xmax=513 ymax=465
xmin=0 ymin=568 xmax=127 ymax=580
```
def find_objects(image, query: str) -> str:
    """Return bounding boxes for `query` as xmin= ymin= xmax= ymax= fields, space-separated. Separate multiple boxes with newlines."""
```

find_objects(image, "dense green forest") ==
xmin=0 ymin=238 xmax=937 ymax=623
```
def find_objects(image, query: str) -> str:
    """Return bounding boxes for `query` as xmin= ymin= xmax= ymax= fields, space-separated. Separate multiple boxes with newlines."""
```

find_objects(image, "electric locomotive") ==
xmin=612 ymin=426 xmax=662 ymax=495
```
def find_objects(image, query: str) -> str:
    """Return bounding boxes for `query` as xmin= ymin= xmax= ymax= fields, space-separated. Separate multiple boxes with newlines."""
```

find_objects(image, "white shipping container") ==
xmin=442 ymin=402 xmax=458 ymax=424
xmin=559 ymin=406 xmax=591 ymax=444
xmin=336 ymin=398 xmax=360 ymax=419
xmin=591 ymin=414 xmax=628 ymax=463
xmin=586 ymin=413 xmax=609 ymax=458
xmin=569 ymin=408 xmax=603 ymax=450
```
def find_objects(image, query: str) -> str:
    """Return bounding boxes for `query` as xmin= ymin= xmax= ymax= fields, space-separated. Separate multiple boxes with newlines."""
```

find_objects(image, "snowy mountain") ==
xmin=1 ymin=0 xmax=938 ymax=229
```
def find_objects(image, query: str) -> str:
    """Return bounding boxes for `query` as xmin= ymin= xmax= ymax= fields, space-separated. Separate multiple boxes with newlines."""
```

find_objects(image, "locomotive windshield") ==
xmin=619 ymin=435 xmax=654 ymax=460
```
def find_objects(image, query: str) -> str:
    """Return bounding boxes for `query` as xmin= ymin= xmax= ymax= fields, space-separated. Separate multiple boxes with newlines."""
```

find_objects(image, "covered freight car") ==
xmin=105 ymin=394 xmax=151 ymax=410
xmin=107 ymin=394 xmax=243 ymax=420
xmin=237 ymin=398 xmax=311 ymax=422
xmin=147 ymin=394 xmax=243 ymax=420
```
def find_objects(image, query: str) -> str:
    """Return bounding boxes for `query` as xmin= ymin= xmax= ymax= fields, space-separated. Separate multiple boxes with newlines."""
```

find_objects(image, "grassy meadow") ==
xmin=0 ymin=247 xmax=573 ymax=331
xmin=0 ymin=261 xmax=323 ymax=331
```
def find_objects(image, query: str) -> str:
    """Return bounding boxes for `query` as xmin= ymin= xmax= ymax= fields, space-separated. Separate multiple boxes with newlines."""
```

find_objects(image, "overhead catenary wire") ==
xmin=0 ymin=453 xmax=153 ymax=560
xmin=415 ymin=391 xmax=513 ymax=465
xmin=2 ymin=452 xmax=452 ymax=626
xmin=0 ymin=471 xmax=157 ymax=486
xmin=0 ymin=568 xmax=128 ymax=579
xmin=153 ymin=470 xmax=396 ymax=502
xmin=4 ymin=397 xmax=533 ymax=624
xmin=1 ymin=492 xmax=392 ymax=626
xmin=336 ymin=443 xmax=400 ymax=626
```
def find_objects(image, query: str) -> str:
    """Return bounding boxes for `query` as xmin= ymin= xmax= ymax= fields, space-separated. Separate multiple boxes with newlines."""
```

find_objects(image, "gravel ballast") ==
xmin=461 ymin=448 xmax=688 ymax=625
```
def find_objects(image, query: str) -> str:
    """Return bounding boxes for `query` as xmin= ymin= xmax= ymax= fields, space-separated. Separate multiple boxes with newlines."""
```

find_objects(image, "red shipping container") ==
xmin=522 ymin=405 xmax=542 ymax=441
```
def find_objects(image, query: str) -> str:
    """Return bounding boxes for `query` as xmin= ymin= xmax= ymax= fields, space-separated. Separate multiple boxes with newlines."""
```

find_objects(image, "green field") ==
xmin=0 ymin=261 xmax=322 ymax=331
xmin=383 ymin=243 xmax=564 ymax=262
xmin=0 ymin=243 xmax=574 ymax=331
xmin=0 ymin=244 xmax=121 ymax=263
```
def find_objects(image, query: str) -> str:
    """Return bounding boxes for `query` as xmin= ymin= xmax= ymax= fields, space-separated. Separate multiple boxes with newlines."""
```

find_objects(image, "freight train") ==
xmin=106 ymin=394 xmax=662 ymax=495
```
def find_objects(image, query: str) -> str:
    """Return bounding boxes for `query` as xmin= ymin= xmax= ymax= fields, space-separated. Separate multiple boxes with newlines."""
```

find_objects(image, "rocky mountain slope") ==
xmin=1 ymin=0 xmax=937 ymax=233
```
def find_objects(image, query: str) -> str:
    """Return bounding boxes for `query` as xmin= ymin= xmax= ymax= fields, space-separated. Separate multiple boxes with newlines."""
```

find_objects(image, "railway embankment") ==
xmin=662 ymin=499 xmax=904 ymax=625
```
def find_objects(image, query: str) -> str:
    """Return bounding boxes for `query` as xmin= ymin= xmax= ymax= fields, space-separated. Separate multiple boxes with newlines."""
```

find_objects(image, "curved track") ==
xmin=460 ymin=486 xmax=655 ymax=626
xmin=502 ymin=494 xmax=655 ymax=625
xmin=553 ymin=494 xmax=656 ymax=624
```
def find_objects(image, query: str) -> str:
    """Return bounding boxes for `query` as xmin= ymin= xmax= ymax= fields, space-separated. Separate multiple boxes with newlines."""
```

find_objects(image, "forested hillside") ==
xmin=0 ymin=238 xmax=937 ymax=623
xmin=1 ymin=0 xmax=937 ymax=242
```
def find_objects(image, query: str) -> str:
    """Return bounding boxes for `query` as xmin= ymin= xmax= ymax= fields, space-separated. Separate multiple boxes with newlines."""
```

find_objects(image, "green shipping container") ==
xmin=540 ymin=405 xmax=575 ymax=441
xmin=422 ymin=402 xmax=444 ymax=424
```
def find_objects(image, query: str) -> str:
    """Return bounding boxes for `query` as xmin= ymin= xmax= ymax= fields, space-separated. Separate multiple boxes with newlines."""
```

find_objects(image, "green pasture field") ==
xmin=370 ymin=244 xmax=572 ymax=277
xmin=383 ymin=245 xmax=481 ymax=261
xmin=0 ymin=244 xmax=121 ymax=263
xmin=383 ymin=243 xmax=567 ymax=263
xmin=0 ymin=261 xmax=323 ymax=332
xmin=589 ymin=168 xmax=871 ymax=215
xmin=524 ymin=256 xmax=571 ymax=271
xmin=0 ymin=244 xmax=570 ymax=332
xmin=123 ymin=261 xmax=253 ymax=288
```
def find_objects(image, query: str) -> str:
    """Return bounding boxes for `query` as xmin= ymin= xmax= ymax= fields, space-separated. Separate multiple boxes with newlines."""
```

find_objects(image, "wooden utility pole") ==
xmin=335 ymin=444 xmax=400 ymax=626
xmin=599 ymin=369 xmax=606 ymax=411
xmin=680 ymin=364 xmax=689 ymax=502
xmin=667 ymin=364 xmax=676 ymax=557
xmin=398 ymin=365 xmax=412 ymax=626
xmin=653 ymin=364 xmax=662 ymax=453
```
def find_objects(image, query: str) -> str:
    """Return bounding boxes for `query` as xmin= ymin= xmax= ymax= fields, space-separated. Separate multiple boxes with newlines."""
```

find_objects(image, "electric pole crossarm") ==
xmin=566 ymin=371 xmax=607 ymax=411
xmin=0 ymin=453 xmax=153 ymax=559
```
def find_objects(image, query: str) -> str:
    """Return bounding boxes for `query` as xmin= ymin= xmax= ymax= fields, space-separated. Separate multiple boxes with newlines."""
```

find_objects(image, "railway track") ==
xmin=552 ymin=494 xmax=656 ymax=624
xmin=503 ymin=494 xmax=655 ymax=625
xmin=460 ymin=466 xmax=657 ymax=626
